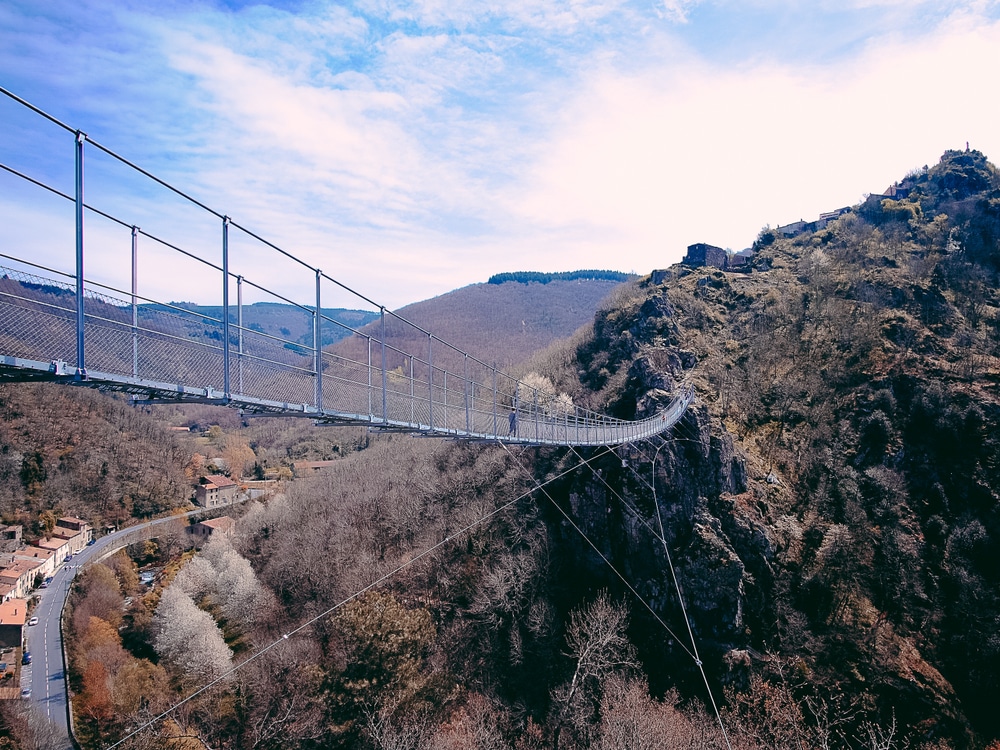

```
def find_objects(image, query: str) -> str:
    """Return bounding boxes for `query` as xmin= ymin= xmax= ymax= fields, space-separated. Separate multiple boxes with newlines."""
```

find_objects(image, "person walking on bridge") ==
xmin=508 ymin=409 xmax=517 ymax=437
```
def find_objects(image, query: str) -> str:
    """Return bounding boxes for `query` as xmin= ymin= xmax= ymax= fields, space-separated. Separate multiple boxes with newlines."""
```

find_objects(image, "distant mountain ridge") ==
xmin=379 ymin=276 xmax=627 ymax=370
xmin=487 ymin=269 xmax=633 ymax=285
xmin=157 ymin=301 xmax=379 ymax=348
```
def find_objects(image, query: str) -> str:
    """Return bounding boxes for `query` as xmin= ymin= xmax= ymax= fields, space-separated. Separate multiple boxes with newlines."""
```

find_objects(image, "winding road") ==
xmin=21 ymin=508 xmax=209 ymax=749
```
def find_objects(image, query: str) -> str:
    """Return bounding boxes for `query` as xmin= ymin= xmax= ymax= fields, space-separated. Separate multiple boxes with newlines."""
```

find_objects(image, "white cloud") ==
xmin=658 ymin=0 xmax=703 ymax=23
xmin=3 ymin=0 xmax=1000 ymax=310
xmin=359 ymin=0 xmax=629 ymax=33
xmin=511 ymin=6 xmax=1000 ymax=271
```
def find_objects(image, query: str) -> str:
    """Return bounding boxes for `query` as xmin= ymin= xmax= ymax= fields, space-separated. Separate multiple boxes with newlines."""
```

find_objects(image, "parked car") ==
xmin=22 ymin=652 xmax=31 ymax=665
xmin=27 ymin=616 xmax=38 ymax=626
xmin=39 ymin=581 xmax=48 ymax=589
xmin=20 ymin=687 xmax=31 ymax=699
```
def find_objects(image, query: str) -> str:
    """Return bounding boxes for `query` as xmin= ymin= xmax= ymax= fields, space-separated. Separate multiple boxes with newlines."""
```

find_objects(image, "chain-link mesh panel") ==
xmin=0 ymin=294 xmax=79 ymax=365
xmin=0 ymin=265 xmax=691 ymax=444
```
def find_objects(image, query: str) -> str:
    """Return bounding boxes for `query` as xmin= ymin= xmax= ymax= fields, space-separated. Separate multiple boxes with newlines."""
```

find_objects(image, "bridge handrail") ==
xmin=0 ymin=87 xmax=693 ymax=445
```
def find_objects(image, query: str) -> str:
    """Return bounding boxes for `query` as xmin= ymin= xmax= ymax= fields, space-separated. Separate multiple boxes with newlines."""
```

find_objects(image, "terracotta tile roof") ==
xmin=199 ymin=517 xmax=236 ymax=532
xmin=16 ymin=546 xmax=54 ymax=560
xmin=202 ymin=474 xmax=238 ymax=489
xmin=0 ymin=598 xmax=27 ymax=626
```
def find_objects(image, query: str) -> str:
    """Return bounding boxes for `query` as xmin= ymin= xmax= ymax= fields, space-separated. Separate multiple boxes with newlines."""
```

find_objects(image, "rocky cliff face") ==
xmin=549 ymin=149 xmax=1000 ymax=745
xmin=546 ymin=280 xmax=774 ymax=689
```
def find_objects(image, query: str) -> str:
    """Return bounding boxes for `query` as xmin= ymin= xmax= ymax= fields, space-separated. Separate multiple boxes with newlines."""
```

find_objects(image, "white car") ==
xmin=27 ymin=616 xmax=38 ymax=626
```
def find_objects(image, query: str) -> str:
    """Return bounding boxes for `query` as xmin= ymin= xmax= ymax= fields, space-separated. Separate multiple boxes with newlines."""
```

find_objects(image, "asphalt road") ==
xmin=21 ymin=507 xmax=208 ymax=749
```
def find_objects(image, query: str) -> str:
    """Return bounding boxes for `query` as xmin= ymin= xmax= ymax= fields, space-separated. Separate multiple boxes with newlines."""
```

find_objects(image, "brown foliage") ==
xmin=71 ymin=564 xmax=124 ymax=633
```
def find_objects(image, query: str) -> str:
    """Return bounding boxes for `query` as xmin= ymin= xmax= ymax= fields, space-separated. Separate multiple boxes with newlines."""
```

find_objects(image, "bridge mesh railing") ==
xmin=0 ymin=262 xmax=691 ymax=444
xmin=0 ymin=87 xmax=691 ymax=445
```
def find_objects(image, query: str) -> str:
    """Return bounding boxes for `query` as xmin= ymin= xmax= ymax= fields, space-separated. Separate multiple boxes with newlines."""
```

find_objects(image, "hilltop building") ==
xmin=683 ymin=243 xmax=728 ymax=269
xmin=679 ymin=244 xmax=755 ymax=272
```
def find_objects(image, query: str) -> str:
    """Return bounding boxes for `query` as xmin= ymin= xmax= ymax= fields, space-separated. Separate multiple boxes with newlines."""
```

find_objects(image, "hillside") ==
xmin=95 ymin=149 xmax=997 ymax=750
xmin=162 ymin=301 xmax=379 ymax=347
xmin=8 ymin=152 xmax=1000 ymax=750
xmin=338 ymin=277 xmax=627 ymax=374
xmin=538 ymin=147 xmax=1000 ymax=748
xmin=0 ymin=385 xmax=192 ymax=528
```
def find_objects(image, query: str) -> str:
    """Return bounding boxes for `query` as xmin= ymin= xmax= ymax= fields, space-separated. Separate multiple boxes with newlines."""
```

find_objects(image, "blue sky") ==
xmin=2 ymin=0 xmax=999 ymax=310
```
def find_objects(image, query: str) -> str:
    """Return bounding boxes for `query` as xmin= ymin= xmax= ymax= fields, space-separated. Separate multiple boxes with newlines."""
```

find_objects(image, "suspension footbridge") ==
xmin=0 ymin=88 xmax=692 ymax=446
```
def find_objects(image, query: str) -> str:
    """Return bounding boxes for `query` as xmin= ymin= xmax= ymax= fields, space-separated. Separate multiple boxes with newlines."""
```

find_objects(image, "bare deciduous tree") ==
xmin=153 ymin=586 xmax=234 ymax=682
xmin=550 ymin=593 xmax=638 ymax=748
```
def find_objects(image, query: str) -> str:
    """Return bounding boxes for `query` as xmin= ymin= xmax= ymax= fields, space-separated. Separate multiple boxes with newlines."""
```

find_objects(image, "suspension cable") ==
xmin=646 ymin=436 xmax=733 ymax=750
xmin=497 ymin=441 xmax=697 ymax=662
xmin=584 ymin=434 xmax=733 ymax=749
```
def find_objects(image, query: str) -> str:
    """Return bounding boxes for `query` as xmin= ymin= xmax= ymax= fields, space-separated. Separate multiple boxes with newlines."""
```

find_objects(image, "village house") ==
xmin=14 ymin=546 xmax=57 ymax=580
xmin=0 ymin=526 xmax=22 ymax=554
xmin=33 ymin=520 xmax=90 ymax=567
xmin=195 ymin=474 xmax=240 ymax=508
xmin=189 ymin=516 xmax=236 ymax=542
xmin=35 ymin=537 xmax=70 ymax=564
xmin=0 ymin=559 xmax=44 ymax=600
xmin=0 ymin=598 xmax=27 ymax=650
xmin=49 ymin=517 xmax=92 ymax=556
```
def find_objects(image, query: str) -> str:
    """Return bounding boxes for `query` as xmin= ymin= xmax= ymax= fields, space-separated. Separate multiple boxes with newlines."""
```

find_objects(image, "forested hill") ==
xmin=207 ymin=144 xmax=1000 ymax=750
xmin=0 ymin=385 xmax=192 ymax=528
xmin=487 ymin=269 xmax=632 ymax=285
xmin=369 ymin=276 xmax=626 ymax=371
xmin=585 ymin=146 xmax=1000 ymax=747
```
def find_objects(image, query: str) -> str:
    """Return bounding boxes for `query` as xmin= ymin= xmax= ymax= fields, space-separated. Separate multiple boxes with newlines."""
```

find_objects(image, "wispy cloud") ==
xmin=1 ymin=0 xmax=999 ymax=309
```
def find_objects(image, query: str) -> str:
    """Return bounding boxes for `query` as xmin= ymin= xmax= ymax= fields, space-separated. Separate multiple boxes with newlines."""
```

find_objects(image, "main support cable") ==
xmin=645 ymin=436 xmax=733 ymax=750
xmin=106 ymin=446 xmax=616 ymax=750
xmin=497 ymin=441 xmax=696 ymax=662
xmin=522 ymin=437 xmax=734 ymax=750
xmin=566 ymin=445 xmax=668 ymax=552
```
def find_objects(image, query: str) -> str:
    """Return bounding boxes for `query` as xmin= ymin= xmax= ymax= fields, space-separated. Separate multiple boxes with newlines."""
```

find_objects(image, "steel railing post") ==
xmin=237 ymin=275 xmax=244 ymax=395
xmin=464 ymin=354 xmax=470 ymax=434
xmin=380 ymin=307 xmax=388 ymax=424
xmin=131 ymin=225 xmax=138 ymax=378
xmin=315 ymin=270 xmax=322 ymax=411
xmin=409 ymin=355 xmax=415 ymax=426
xmin=427 ymin=334 xmax=433 ymax=429
xmin=74 ymin=130 xmax=86 ymax=378
xmin=534 ymin=388 xmax=539 ymax=443
xmin=492 ymin=367 xmax=498 ymax=438
xmin=367 ymin=336 xmax=373 ymax=420
xmin=444 ymin=371 xmax=448 ymax=431
xmin=222 ymin=216 xmax=231 ymax=398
